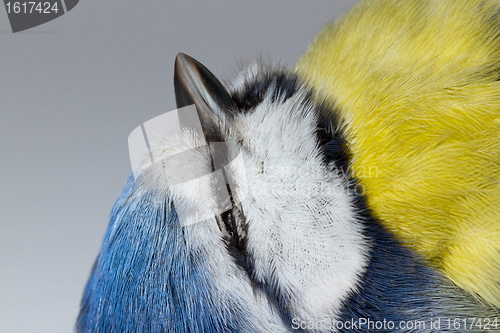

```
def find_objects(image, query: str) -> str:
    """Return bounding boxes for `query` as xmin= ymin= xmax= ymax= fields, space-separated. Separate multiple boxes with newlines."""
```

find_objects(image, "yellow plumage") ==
xmin=296 ymin=0 xmax=500 ymax=306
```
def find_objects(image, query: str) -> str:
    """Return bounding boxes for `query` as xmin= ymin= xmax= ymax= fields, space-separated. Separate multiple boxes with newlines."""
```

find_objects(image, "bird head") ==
xmin=76 ymin=54 xmax=369 ymax=332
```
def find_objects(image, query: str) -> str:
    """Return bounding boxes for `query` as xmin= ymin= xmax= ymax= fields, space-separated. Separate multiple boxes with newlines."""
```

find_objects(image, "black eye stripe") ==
xmin=315 ymin=101 xmax=352 ymax=175
xmin=231 ymin=71 xmax=302 ymax=112
xmin=231 ymin=68 xmax=351 ymax=176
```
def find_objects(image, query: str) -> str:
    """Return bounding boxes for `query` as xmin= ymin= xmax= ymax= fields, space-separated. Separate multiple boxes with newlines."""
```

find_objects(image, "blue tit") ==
xmin=76 ymin=1 xmax=500 ymax=331
xmin=76 ymin=53 xmax=499 ymax=332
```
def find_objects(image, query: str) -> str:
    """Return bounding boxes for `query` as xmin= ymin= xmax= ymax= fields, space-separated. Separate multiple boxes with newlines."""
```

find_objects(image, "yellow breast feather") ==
xmin=296 ymin=0 xmax=500 ymax=307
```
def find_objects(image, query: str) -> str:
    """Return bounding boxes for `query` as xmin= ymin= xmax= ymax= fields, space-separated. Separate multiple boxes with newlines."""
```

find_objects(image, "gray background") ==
xmin=0 ymin=1 xmax=357 ymax=331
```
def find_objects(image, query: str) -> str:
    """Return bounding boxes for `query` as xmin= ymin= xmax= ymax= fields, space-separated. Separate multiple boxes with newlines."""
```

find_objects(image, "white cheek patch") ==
xmin=234 ymin=92 xmax=369 ymax=326
xmin=224 ymin=152 xmax=249 ymax=204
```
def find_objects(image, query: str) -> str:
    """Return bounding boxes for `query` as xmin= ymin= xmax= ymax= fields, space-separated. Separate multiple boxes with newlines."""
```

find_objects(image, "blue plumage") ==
xmin=77 ymin=176 xmax=261 ymax=332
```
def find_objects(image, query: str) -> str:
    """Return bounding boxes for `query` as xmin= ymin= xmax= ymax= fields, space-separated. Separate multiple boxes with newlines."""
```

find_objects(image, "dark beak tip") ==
xmin=175 ymin=52 xmax=187 ymax=66
xmin=176 ymin=52 xmax=189 ymax=61
xmin=175 ymin=53 xmax=200 ymax=76
xmin=173 ymin=52 xmax=236 ymax=141
xmin=174 ymin=53 xmax=187 ymax=77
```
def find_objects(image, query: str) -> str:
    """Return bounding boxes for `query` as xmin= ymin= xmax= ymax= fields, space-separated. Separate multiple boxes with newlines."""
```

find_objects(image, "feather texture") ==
xmin=296 ymin=0 xmax=500 ymax=307
xmin=77 ymin=0 xmax=500 ymax=330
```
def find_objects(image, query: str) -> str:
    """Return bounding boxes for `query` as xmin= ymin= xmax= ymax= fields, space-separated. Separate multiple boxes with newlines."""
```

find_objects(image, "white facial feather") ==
xmin=133 ymin=70 xmax=370 ymax=331
xmin=231 ymin=90 xmax=369 ymax=324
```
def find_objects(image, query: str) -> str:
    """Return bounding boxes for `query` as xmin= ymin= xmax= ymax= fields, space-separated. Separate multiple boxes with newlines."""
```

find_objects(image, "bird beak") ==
xmin=174 ymin=53 xmax=236 ymax=143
